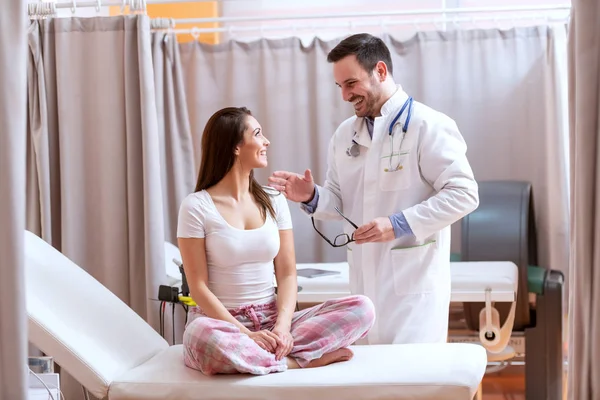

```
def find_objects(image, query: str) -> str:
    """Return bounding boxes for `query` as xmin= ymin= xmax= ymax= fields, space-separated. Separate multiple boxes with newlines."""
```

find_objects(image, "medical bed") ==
xmin=24 ymin=230 xmax=487 ymax=400
xmin=295 ymin=181 xmax=565 ymax=400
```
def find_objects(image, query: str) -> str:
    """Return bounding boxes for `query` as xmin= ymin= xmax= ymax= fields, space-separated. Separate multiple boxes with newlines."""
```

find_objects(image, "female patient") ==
xmin=177 ymin=106 xmax=375 ymax=375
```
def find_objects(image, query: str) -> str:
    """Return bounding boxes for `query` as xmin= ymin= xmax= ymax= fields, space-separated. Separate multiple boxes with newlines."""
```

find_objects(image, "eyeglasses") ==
xmin=311 ymin=206 xmax=359 ymax=248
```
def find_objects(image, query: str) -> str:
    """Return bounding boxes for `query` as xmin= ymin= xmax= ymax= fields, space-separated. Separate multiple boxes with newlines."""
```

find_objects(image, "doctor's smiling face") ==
xmin=332 ymin=55 xmax=386 ymax=118
xmin=327 ymin=33 xmax=395 ymax=119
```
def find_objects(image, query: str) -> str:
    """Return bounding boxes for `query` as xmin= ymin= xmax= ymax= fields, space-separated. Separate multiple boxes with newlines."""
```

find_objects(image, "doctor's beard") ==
xmin=350 ymin=89 xmax=382 ymax=118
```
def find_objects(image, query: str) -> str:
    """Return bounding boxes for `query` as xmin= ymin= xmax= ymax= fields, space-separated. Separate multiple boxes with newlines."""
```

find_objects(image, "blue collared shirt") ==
xmin=301 ymin=117 xmax=414 ymax=239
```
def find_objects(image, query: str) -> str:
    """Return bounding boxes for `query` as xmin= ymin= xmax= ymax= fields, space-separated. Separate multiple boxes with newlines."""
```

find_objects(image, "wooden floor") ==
xmin=480 ymin=365 xmax=569 ymax=399
xmin=481 ymin=366 xmax=525 ymax=399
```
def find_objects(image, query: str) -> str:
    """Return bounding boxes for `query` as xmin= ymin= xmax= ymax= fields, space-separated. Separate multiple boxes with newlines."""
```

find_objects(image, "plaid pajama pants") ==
xmin=182 ymin=294 xmax=375 ymax=375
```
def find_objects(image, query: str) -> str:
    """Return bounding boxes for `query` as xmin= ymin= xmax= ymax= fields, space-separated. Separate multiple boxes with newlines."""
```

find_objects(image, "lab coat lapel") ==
xmin=352 ymin=118 xmax=371 ymax=148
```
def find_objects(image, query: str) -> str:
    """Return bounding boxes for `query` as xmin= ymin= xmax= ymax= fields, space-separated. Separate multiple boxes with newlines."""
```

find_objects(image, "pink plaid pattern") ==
xmin=183 ymin=295 xmax=375 ymax=375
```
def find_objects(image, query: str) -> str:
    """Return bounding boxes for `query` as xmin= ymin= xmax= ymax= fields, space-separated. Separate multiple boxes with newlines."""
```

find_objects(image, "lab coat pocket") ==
xmin=379 ymin=151 xmax=412 ymax=191
xmin=390 ymin=241 xmax=438 ymax=295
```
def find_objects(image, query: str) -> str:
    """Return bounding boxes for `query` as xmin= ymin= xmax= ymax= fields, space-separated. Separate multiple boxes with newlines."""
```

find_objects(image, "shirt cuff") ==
xmin=300 ymin=186 xmax=319 ymax=214
xmin=389 ymin=212 xmax=414 ymax=238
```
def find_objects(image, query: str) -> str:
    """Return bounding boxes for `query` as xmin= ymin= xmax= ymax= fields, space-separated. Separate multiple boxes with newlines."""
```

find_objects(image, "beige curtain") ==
xmin=567 ymin=1 xmax=600 ymax=398
xmin=27 ymin=15 xmax=166 ymax=399
xmin=151 ymin=30 xmax=195 ymax=344
xmin=0 ymin=0 xmax=28 ymax=399
xmin=151 ymin=30 xmax=196 ymax=245
xmin=179 ymin=26 xmax=570 ymax=279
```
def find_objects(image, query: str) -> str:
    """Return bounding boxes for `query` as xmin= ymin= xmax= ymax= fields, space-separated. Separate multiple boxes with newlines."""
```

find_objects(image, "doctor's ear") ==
xmin=375 ymin=61 xmax=388 ymax=81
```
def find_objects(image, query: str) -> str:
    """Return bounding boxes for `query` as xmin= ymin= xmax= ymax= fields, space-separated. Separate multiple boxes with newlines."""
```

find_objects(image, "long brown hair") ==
xmin=195 ymin=107 xmax=276 ymax=220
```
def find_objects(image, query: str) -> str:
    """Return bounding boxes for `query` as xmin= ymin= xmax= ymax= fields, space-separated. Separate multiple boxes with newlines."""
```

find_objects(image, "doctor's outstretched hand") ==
xmin=268 ymin=169 xmax=315 ymax=203
xmin=353 ymin=217 xmax=395 ymax=244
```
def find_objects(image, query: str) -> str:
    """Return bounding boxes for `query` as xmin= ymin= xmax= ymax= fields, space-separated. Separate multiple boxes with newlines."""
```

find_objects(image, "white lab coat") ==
xmin=305 ymin=86 xmax=479 ymax=345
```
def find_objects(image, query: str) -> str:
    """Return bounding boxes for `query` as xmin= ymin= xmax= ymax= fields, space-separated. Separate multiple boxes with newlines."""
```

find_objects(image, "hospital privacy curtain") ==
xmin=151 ymin=30 xmax=196 ymax=245
xmin=0 ymin=0 xmax=28 ymax=398
xmin=26 ymin=15 xmax=166 ymax=400
xmin=567 ymin=0 xmax=600 ymax=398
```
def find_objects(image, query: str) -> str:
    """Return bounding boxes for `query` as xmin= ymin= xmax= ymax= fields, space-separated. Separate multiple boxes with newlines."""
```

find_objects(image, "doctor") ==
xmin=268 ymin=33 xmax=479 ymax=345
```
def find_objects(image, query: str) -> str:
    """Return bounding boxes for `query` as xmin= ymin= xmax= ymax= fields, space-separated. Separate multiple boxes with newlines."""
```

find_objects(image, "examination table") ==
xmin=24 ymin=230 xmax=487 ymax=400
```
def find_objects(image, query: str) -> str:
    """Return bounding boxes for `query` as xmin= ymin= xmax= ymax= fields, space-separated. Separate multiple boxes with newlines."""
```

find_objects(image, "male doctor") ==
xmin=268 ymin=33 xmax=479 ymax=345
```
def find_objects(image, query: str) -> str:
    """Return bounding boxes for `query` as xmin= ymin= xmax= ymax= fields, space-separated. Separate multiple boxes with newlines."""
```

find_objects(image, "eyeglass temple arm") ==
xmin=334 ymin=206 xmax=359 ymax=230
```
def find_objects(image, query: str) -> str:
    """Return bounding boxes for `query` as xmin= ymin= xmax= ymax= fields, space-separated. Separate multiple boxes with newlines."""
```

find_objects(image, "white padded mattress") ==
xmin=109 ymin=343 xmax=487 ymax=400
xmin=296 ymin=261 xmax=518 ymax=303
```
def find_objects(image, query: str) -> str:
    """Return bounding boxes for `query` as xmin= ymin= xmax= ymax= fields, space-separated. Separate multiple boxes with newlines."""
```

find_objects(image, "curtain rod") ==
xmin=26 ymin=0 xmax=250 ymax=11
xmin=173 ymin=4 xmax=571 ymax=25
xmin=29 ymin=0 xmax=245 ymax=5
xmin=164 ymin=13 xmax=571 ymax=37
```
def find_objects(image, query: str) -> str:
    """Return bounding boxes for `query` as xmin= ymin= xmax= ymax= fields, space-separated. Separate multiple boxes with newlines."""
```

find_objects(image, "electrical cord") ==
xmin=158 ymin=301 xmax=162 ymax=336
xmin=162 ymin=302 xmax=166 ymax=337
xmin=181 ymin=303 xmax=188 ymax=325
xmin=171 ymin=303 xmax=175 ymax=345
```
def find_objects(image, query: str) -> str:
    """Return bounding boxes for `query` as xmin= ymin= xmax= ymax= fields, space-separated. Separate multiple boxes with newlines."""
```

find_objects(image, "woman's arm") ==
xmin=273 ymin=229 xmax=298 ymax=330
xmin=178 ymin=237 xmax=253 ymax=334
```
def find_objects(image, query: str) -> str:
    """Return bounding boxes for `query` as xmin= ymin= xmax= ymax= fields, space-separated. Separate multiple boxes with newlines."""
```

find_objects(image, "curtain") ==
xmin=567 ymin=0 xmax=600 ymax=398
xmin=26 ymin=15 xmax=166 ymax=399
xmin=151 ymin=30 xmax=196 ymax=245
xmin=0 ymin=0 xmax=28 ymax=398
xmin=151 ymin=29 xmax=196 ymax=344
xmin=179 ymin=26 xmax=570 ymax=280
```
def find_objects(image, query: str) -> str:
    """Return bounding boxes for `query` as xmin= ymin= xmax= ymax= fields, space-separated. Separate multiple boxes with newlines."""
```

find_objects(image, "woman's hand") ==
xmin=271 ymin=324 xmax=294 ymax=361
xmin=247 ymin=330 xmax=281 ymax=353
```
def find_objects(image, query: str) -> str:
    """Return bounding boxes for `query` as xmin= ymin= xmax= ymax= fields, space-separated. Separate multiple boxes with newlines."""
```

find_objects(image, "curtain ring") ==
xmin=191 ymin=26 xmax=200 ymax=40
xmin=96 ymin=0 xmax=101 ymax=12
xmin=71 ymin=0 xmax=76 ymax=14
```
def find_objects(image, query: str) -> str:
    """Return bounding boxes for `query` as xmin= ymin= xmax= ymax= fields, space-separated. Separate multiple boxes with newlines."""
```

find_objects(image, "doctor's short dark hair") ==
xmin=327 ymin=33 xmax=393 ymax=76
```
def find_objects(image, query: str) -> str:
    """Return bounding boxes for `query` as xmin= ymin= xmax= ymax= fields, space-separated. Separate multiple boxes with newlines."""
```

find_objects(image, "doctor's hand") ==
xmin=268 ymin=169 xmax=315 ymax=203
xmin=353 ymin=217 xmax=395 ymax=244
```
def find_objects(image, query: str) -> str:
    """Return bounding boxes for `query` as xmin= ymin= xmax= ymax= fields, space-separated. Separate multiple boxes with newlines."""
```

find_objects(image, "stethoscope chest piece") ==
xmin=346 ymin=139 xmax=360 ymax=157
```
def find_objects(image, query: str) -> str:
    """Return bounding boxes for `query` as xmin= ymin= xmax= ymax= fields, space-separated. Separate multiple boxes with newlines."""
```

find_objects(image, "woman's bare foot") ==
xmin=307 ymin=348 xmax=354 ymax=368
xmin=286 ymin=357 xmax=300 ymax=369
xmin=286 ymin=348 xmax=354 ymax=370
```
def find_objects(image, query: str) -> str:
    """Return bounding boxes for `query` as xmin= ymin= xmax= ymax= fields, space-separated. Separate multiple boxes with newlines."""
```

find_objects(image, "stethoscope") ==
xmin=346 ymin=96 xmax=414 ymax=172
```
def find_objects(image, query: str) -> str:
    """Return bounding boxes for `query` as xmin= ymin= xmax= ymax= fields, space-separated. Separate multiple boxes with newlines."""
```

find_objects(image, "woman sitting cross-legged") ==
xmin=177 ymin=106 xmax=375 ymax=375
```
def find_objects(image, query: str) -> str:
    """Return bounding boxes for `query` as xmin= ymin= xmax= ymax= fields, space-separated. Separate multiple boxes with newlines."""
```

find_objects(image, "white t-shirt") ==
xmin=176 ymin=189 xmax=293 ymax=308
